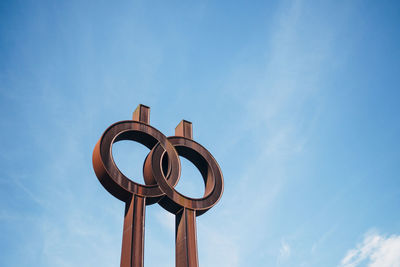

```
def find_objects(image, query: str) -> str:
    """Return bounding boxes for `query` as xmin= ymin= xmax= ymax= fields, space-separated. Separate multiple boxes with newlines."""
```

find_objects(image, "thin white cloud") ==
xmin=155 ymin=209 xmax=175 ymax=233
xmin=340 ymin=231 xmax=400 ymax=267
xmin=206 ymin=0 xmax=347 ymax=265
xmin=280 ymin=239 xmax=291 ymax=259
xmin=197 ymin=220 xmax=240 ymax=267
xmin=275 ymin=238 xmax=291 ymax=266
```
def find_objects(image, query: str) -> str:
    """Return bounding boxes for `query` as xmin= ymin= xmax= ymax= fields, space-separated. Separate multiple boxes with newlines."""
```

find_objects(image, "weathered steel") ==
xmin=144 ymin=120 xmax=223 ymax=266
xmin=92 ymin=105 xmax=180 ymax=267
xmin=176 ymin=208 xmax=198 ymax=267
xmin=121 ymin=195 xmax=145 ymax=267
xmin=92 ymin=105 xmax=224 ymax=267
xmin=132 ymin=104 xmax=150 ymax=124
xmin=175 ymin=119 xmax=193 ymax=140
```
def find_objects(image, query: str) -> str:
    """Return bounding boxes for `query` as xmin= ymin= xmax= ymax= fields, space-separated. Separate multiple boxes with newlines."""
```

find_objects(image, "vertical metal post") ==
xmin=121 ymin=195 xmax=146 ymax=267
xmin=120 ymin=104 xmax=151 ymax=267
xmin=132 ymin=104 xmax=150 ymax=124
xmin=176 ymin=207 xmax=198 ymax=267
xmin=175 ymin=120 xmax=199 ymax=267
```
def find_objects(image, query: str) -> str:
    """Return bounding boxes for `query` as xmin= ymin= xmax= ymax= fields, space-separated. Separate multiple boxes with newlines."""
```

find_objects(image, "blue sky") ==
xmin=1 ymin=0 xmax=400 ymax=266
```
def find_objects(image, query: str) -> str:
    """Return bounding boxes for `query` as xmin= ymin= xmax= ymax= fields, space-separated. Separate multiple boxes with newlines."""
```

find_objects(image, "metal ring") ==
xmin=92 ymin=120 xmax=181 ymax=202
xmin=144 ymin=136 xmax=224 ymax=216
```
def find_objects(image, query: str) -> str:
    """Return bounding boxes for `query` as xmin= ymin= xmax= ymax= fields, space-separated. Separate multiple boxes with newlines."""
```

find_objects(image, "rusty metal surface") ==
xmin=92 ymin=105 xmax=224 ymax=267
xmin=121 ymin=195 xmax=145 ymax=267
xmin=176 ymin=208 xmax=198 ymax=267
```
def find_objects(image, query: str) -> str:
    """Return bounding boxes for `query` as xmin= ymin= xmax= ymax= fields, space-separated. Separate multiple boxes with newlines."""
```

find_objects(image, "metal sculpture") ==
xmin=92 ymin=104 xmax=224 ymax=267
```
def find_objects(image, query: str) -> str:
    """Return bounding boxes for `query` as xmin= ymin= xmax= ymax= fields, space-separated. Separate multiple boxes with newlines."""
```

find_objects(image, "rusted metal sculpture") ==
xmin=92 ymin=104 xmax=224 ymax=267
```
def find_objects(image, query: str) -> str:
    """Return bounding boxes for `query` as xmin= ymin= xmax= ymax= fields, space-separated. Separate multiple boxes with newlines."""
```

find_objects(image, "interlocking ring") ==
xmin=92 ymin=119 xmax=224 ymax=214
xmin=144 ymin=136 xmax=223 ymax=215
xmin=92 ymin=105 xmax=224 ymax=267
xmin=92 ymin=120 xmax=181 ymax=204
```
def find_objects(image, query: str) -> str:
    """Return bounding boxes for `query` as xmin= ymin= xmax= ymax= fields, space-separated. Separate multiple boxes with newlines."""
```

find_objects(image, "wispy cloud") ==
xmin=206 ymin=0 xmax=344 ymax=265
xmin=276 ymin=239 xmax=291 ymax=265
xmin=339 ymin=230 xmax=400 ymax=267
xmin=155 ymin=209 xmax=175 ymax=233
xmin=2 ymin=0 xmax=387 ymax=266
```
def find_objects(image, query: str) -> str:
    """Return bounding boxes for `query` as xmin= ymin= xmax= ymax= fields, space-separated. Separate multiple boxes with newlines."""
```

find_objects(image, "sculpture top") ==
xmin=92 ymin=104 xmax=224 ymax=267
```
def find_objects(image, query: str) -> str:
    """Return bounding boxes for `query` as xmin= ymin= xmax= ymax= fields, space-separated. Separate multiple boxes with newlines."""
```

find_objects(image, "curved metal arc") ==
xmin=145 ymin=136 xmax=224 ymax=216
xmin=93 ymin=120 xmax=181 ymax=202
